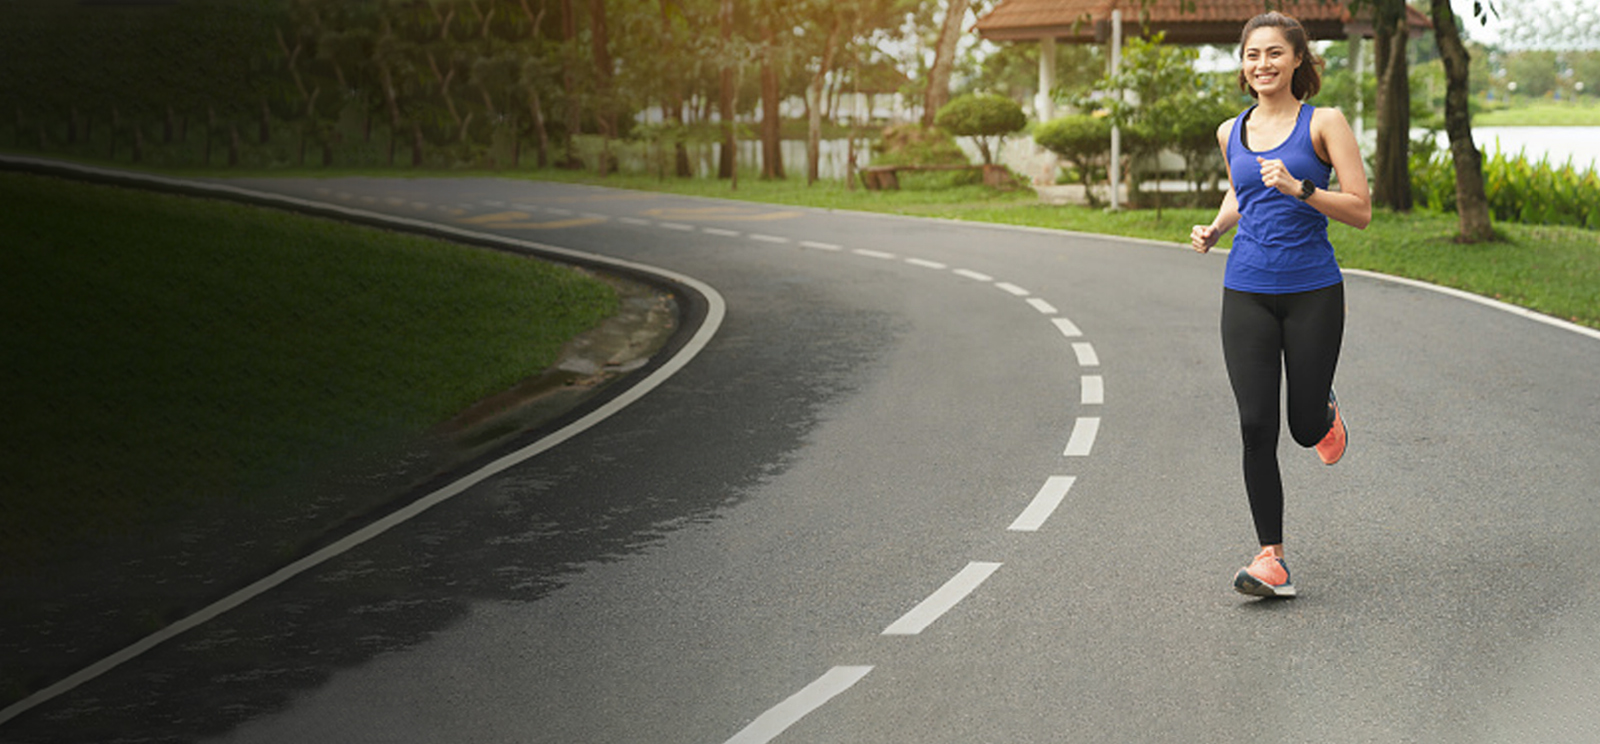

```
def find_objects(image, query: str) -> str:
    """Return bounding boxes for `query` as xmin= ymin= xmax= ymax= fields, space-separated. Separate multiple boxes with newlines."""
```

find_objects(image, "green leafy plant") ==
xmin=933 ymin=93 xmax=1027 ymax=165
xmin=1034 ymin=114 xmax=1111 ymax=207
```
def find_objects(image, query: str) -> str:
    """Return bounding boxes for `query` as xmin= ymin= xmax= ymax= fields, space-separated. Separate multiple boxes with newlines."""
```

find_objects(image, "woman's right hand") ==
xmin=1190 ymin=224 xmax=1220 ymax=254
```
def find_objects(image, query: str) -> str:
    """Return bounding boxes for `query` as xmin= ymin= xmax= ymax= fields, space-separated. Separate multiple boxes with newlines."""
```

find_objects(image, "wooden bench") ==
xmin=860 ymin=163 xmax=1011 ymax=190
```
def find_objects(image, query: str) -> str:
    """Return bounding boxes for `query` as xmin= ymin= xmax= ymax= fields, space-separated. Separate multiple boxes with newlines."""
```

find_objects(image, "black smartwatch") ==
xmin=1298 ymin=178 xmax=1316 ymax=200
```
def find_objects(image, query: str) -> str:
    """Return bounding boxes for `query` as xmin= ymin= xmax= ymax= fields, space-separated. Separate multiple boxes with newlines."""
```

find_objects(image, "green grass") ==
xmin=0 ymin=171 xmax=618 ymax=569
xmin=1474 ymin=98 xmax=1600 ymax=126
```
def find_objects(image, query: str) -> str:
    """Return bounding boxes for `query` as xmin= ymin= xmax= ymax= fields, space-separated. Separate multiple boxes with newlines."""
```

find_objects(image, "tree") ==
xmin=1371 ymin=0 xmax=1412 ymax=211
xmin=921 ymin=0 xmax=970 ymax=127
xmin=1431 ymin=0 xmax=1495 ymax=242
xmin=717 ymin=0 xmax=735 ymax=178
xmin=933 ymin=93 xmax=1025 ymax=165
xmin=1078 ymin=33 xmax=1199 ymax=212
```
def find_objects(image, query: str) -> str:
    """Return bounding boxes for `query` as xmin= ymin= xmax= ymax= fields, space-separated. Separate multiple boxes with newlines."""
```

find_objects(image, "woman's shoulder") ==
xmin=1215 ymin=117 xmax=1237 ymax=147
xmin=1308 ymin=105 xmax=1352 ymax=129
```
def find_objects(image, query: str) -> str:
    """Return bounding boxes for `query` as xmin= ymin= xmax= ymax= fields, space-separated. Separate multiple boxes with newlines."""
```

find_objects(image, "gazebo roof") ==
xmin=974 ymin=0 xmax=1433 ymax=44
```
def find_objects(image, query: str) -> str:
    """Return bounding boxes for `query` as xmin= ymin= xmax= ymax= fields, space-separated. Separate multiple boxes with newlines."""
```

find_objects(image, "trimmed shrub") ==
xmin=1035 ymin=114 xmax=1112 ymax=207
xmin=934 ymin=94 xmax=1028 ymax=165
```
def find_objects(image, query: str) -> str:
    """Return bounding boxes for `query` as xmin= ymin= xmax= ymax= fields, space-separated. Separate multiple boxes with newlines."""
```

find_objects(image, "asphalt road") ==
xmin=5 ymin=172 xmax=1600 ymax=743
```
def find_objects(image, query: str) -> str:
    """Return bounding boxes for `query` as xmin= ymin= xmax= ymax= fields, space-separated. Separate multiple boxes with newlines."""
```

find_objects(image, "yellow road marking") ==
xmin=498 ymin=217 xmax=607 ymax=229
xmin=459 ymin=210 xmax=531 ymax=224
xmin=454 ymin=212 xmax=605 ymax=229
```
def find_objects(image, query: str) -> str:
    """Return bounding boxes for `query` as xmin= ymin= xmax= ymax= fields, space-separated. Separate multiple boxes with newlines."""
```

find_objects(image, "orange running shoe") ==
xmin=1315 ymin=389 xmax=1346 ymax=466
xmin=1234 ymin=547 xmax=1297 ymax=598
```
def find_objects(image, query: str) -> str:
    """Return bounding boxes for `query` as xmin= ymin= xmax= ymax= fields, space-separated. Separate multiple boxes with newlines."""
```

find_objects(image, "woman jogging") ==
xmin=1190 ymin=11 xmax=1371 ymax=598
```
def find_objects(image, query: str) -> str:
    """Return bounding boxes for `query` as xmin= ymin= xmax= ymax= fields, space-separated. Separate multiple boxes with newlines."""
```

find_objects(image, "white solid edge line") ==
xmin=1008 ymin=476 xmax=1077 ymax=532
xmin=723 ymin=666 xmax=874 ymax=744
xmin=882 ymin=562 xmax=1003 ymax=636
xmin=1341 ymin=268 xmax=1600 ymax=342
xmin=1072 ymin=342 xmax=1100 ymax=367
xmin=1081 ymin=375 xmax=1104 ymax=405
xmin=0 ymin=160 xmax=729 ymax=726
xmin=1064 ymin=417 xmax=1101 ymax=457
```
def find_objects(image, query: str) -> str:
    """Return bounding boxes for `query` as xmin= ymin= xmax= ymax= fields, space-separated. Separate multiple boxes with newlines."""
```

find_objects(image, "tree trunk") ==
xmin=1430 ymin=0 xmax=1492 ymax=242
xmin=1373 ymin=2 xmax=1412 ymax=211
xmin=528 ymin=91 xmax=551 ymax=169
xmin=561 ymin=0 xmax=582 ymax=167
xmin=806 ymin=17 xmax=840 ymax=185
xmin=589 ymin=0 xmax=614 ymax=175
xmin=717 ymin=0 xmax=735 ymax=179
xmin=659 ymin=0 xmax=693 ymax=177
xmin=923 ymin=0 xmax=971 ymax=128
xmin=760 ymin=23 xmax=784 ymax=179
xmin=518 ymin=0 xmax=553 ymax=169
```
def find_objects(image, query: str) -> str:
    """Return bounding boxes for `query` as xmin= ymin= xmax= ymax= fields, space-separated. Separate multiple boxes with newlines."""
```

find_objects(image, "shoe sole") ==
xmin=1234 ymin=570 xmax=1297 ymax=598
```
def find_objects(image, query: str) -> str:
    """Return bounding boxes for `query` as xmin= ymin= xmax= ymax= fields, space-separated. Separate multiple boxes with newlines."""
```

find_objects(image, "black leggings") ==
xmin=1221 ymin=283 xmax=1344 ymax=546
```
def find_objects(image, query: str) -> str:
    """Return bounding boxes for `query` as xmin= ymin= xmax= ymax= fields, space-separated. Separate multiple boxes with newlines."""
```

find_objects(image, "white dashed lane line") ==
xmin=1072 ymin=342 xmax=1100 ymax=367
xmin=952 ymin=269 xmax=994 ymax=282
xmin=799 ymin=240 xmax=842 ymax=251
xmin=723 ymin=666 xmax=875 ymax=744
xmin=1063 ymin=417 xmax=1101 ymax=457
xmin=1081 ymin=375 xmax=1105 ymax=406
xmin=1008 ymin=476 xmax=1077 ymax=532
xmin=852 ymin=249 xmax=896 ymax=260
xmin=1052 ymin=318 xmax=1084 ymax=338
xmin=995 ymin=282 xmax=1030 ymax=297
xmin=881 ymin=562 xmax=1005 ymax=636
xmin=905 ymin=258 xmax=948 ymax=270
xmin=1026 ymin=298 xmax=1058 ymax=315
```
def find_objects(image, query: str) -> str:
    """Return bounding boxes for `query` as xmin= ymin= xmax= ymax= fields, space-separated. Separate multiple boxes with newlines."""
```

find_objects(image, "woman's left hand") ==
xmin=1256 ymin=156 xmax=1299 ymax=197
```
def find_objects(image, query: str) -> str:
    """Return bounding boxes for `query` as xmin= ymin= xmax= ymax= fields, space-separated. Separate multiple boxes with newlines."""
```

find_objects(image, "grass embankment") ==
xmin=0 ymin=171 xmax=618 ymax=570
xmin=1474 ymin=99 xmax=1600 ymax=127
xmin=524 ymin=168 xmax=1600 ymax=330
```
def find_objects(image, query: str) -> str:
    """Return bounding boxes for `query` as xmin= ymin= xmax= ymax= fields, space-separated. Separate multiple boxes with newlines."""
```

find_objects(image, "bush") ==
xmin=1035 ymin=114 xmax=1111 ymax=206
xmin=933 ymin=94 xmax=1028 ymax=165
xmin=1411 ymin=139 xmax=1600 ymax=230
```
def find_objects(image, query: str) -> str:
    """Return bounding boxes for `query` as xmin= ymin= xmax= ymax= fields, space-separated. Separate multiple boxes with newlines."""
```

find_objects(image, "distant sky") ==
xmin=1451 ymin=0 xmax=1600 ymax=50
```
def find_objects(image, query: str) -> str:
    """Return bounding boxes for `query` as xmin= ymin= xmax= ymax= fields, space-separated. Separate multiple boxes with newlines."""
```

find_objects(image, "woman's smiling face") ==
xmin=1242 ymin=27 xmax=1299 ymax=98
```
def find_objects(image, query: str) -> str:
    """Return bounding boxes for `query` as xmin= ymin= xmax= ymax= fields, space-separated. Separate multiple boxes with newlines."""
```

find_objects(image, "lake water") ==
xmin=1434 ymin=126 xmax=1600 ymax=171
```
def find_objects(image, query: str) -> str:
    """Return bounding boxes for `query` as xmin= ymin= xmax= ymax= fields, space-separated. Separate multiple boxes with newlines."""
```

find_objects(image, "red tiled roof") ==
xmin=974 ymin=0 xmax=1431 ymax=43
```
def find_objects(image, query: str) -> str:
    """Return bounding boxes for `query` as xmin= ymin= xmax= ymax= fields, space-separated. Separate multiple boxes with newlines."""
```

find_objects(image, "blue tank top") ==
xmin=1224 ymin=103 xmax=1342 ymax=294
